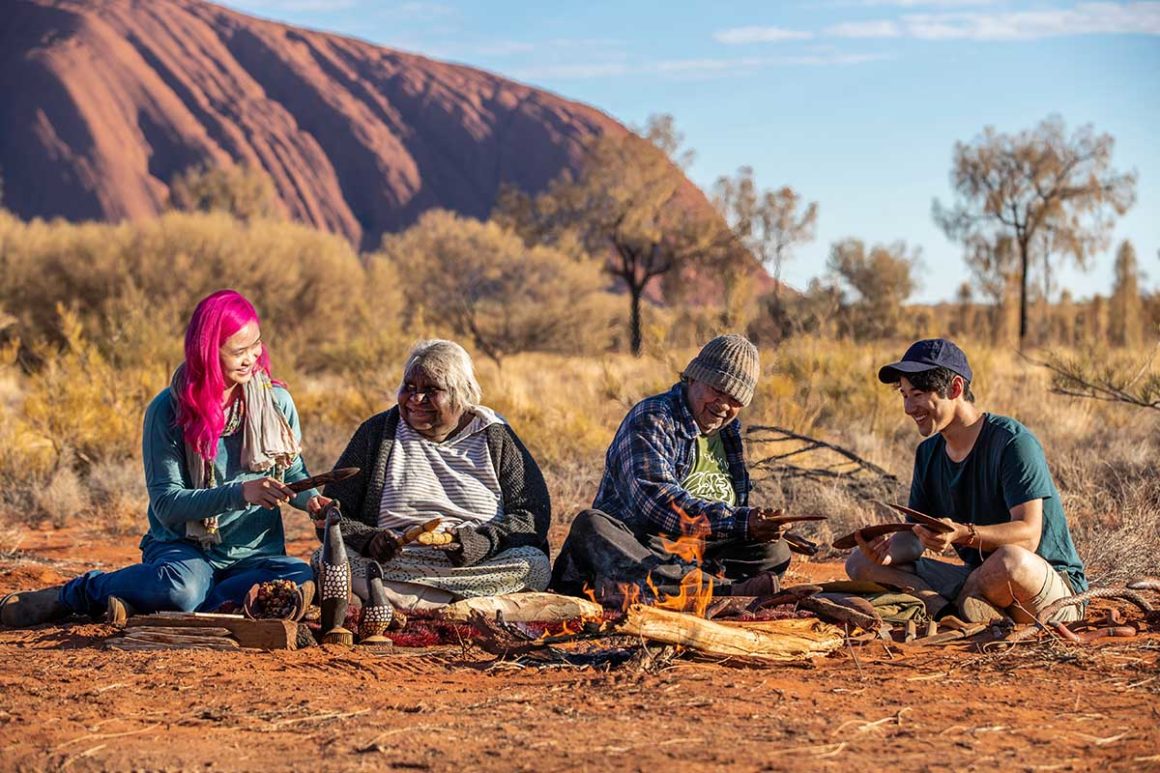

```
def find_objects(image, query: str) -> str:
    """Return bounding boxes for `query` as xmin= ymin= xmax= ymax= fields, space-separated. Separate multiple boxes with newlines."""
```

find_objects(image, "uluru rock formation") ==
xmin=0 ymin=0 xmax=631 ymax=249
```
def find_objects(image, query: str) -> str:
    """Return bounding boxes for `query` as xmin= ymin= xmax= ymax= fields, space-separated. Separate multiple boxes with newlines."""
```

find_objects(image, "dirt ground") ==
xmin=1 ymin=526 xmax=1158 ymax=772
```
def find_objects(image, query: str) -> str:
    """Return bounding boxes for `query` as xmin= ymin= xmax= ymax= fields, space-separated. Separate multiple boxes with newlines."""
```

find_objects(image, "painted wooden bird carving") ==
xmin=318 ymin=502 xmax=353 ymax=646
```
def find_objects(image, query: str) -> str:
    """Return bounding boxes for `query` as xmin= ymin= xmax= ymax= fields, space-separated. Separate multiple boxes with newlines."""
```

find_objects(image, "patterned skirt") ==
xmin=310 ymin=545 xmax=550 ymax=606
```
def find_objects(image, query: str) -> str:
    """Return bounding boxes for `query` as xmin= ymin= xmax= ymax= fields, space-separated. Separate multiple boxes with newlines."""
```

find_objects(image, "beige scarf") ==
xmin=171 ymin=365 xmax=301 ymax=546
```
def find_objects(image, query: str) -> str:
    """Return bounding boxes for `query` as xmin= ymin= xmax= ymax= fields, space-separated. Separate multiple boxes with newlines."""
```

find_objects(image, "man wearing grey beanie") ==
xmin=551 ymin=334 xmax=793 ymax=602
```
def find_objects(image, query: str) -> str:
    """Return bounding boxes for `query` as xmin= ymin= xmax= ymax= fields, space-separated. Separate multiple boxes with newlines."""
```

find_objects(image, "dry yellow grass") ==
xmin=302 ymin=342 xmax=1157 ymax=581
xmin=1 ymin=316 xmax=1156 ymax=582
xmin=0 ymin=209 xmax=1154 ymax=580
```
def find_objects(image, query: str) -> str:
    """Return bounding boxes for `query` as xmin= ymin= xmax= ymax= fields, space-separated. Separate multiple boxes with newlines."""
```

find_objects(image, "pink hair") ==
xmin=175 ymin=289 xmax=272 ymax=462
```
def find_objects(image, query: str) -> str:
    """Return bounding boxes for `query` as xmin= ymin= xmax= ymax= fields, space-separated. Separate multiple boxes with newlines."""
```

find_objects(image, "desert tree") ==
xmin=497 ymin=115 xmax=730 ymax=356
xmin=951 ymin=282 xmax=974 ymax=338
xmin=169 ymin=163 xmax=283 ymax=222
xmin=933 ymin=116 xmax=1136 ymax=345
xmin=1109 ymin=240 xmax=1144 ymax=348
xmin=381 ymin=210 xmax=607 ymax=366
xmin=772 ymin=278 xmax=842 ymax=339
xmin=712 ymin=166 xmax=817 ymax=311
xmin=827 ymin=239 xmax=921 ymax=340
xmin=1054 ymin=289 xmax=1077 ymax=346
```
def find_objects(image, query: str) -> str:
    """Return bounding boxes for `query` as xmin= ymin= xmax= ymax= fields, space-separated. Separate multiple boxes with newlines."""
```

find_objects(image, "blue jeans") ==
xmin=59 ymin=540 xmax=313 ymax=616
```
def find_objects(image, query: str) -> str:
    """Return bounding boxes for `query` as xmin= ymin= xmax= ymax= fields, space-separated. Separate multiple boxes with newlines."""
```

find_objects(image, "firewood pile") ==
xmin=446 ymin=590 xmax=849 ymax=668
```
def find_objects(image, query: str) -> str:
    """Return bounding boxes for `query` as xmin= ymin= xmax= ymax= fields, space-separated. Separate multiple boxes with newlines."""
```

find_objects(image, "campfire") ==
xmin=460 ymin=508 xmax=848 ymax=668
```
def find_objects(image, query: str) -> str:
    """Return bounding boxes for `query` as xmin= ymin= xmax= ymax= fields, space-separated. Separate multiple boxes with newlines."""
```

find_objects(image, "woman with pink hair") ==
xmin=1 ymin=290 xmax=324 ymax=626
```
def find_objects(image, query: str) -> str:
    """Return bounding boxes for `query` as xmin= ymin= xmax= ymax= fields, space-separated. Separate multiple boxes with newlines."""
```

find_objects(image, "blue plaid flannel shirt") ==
xmin=592 ymin=383 xmax=753 ymax=540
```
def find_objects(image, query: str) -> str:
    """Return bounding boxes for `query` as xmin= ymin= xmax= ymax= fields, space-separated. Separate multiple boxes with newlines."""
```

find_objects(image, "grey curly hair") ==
xmin=399 ymin=339 xmax=482 ymax=413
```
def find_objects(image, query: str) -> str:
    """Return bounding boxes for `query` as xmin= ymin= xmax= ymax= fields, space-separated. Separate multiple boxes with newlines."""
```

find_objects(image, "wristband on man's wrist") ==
xmin=962 ymin=522 xmax=979 ymax=547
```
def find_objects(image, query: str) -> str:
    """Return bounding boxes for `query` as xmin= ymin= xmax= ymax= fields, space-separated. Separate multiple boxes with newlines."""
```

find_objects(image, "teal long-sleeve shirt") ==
xmin=139 ymin=385 xmax=317 ymax=569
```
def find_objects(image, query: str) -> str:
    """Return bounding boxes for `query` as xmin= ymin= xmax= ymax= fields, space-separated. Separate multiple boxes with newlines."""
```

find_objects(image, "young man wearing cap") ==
xmin=550 ymin=334 xmax=792 ymax=602
xmin=846 ymin=339 xmax=1087 ymax=623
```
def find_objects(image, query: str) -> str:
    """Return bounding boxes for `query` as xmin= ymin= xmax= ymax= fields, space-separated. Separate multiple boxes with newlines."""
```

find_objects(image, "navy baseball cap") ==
xmin=877 ymin=339 xmax=973 ymax=384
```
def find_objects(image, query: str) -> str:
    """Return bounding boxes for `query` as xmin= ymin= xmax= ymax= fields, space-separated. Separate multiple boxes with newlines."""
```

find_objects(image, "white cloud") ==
xmin=901 ymin=2 xmax=1160 ymax=40
xmin=777 ymin=52 xmax=895 ymax=65
xmin=713 ymin=26 xmax=815 ymax=44
xmin=510 ymin=62 xmax=632 ymax=79
xmin=849 ymin=0 xmax=1000 ymax=6
xmin=230 ymin=0 xmax=363 ymax=11
xmin=825 ymin=20 xmax=903 ymax=37
xmin=813 ymin=1 xmax=1160 ymax=41
xmin=512 ymin=51 xmax=891 ymax=81
xmin=390 ymin=1 xmax=457 ymax=19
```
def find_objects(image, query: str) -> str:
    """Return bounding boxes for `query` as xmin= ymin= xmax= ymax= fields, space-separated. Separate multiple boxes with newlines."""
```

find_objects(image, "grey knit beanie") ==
xmin=682 ymin=334 xmax=760 ymax=406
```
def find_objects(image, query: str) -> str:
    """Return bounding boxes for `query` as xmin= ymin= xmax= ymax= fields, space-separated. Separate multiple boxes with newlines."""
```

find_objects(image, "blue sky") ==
xmin=223 ymin=0 xmax=1160 ymax=303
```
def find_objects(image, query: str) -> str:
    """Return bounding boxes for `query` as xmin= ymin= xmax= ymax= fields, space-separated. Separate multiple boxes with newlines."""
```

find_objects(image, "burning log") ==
xmin=616 ymin=604 xmax=843 ymax=662
xmin=439 ymin=593 xmax=604 ymax=624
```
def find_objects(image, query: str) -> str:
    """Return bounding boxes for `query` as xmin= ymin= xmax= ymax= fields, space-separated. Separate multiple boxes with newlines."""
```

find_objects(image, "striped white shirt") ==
xmin=378 ymin=406 xmax=505 ymax=533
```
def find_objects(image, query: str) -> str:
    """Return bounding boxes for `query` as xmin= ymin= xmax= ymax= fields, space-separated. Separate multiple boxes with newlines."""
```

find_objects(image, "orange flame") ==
xmin=607 ymin=504 xmax=717 ymax=617
xmin=659 ymin=504 xmax=710 ymax=564
xmin=544 ymin=584 xmax=605 ymax=639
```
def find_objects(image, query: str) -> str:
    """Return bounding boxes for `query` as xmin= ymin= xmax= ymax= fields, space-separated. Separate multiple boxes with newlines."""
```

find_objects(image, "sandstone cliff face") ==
xmin=0 ymin=0 xmax=624 ymax=248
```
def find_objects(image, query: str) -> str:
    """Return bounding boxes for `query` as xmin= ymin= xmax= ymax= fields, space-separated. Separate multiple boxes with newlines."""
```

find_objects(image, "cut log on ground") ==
xmin=124 ymin=626 xmax=233 ymax=637
xmin=439 ymin=593 xmax=604 ymax=624
xmin=125 ymin=612 xmax=297 ymax=650
xmin=107 ymin=638 xmax=242 ymax=652
xmin=616 ymin=605 xmax=843 ymax=662
xmin=122 ymin=631 xmax=240 ymax=645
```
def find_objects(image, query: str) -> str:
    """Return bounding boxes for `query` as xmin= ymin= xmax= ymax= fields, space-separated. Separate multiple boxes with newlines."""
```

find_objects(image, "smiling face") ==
xmin=898 ymin=375 xmax=960 ymax=437
xmin=397 ymin=366 xmax=467 ymax=442
xmin=219 ymin=321 xmax=263 ymax=389
xmin=686 ymin=379 xmax=744 ymax=436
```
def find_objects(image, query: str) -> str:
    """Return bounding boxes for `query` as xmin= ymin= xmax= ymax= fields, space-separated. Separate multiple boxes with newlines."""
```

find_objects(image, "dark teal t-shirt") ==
xmin=908 ymin=413 xmax=1087 ymax=592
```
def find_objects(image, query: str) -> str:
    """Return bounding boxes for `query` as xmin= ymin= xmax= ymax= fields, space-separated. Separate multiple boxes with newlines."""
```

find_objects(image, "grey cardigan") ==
xmin=320 ymin=407 xmax=551 ymax=566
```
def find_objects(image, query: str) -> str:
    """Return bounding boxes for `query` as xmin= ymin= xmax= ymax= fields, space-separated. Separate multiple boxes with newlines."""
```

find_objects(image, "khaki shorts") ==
xmin=913 ymin=556 xmax=1082 ymax=624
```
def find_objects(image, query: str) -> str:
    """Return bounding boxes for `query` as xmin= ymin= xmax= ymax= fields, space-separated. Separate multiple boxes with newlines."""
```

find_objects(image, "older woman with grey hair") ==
xmin=313 ymin=340 xmax=551 ymax=611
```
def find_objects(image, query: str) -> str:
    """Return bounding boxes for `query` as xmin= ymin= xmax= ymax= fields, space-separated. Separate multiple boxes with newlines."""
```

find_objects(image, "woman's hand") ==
xmin=366 ymin=529 xmax=403 ymax=563
xmin=242 ymin=477 xmax=295 ymax=509
xmin=307 ymin=495 xmax=332 ymax=515
xmin=307 ymin=495 xmax=333 ymax=528
xmin=429 ymin=529 xmax=462 ymax=552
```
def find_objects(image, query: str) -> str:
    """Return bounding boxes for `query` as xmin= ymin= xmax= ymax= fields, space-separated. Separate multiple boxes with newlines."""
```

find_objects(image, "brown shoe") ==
xmin=729 ymin=571 xmax=782 ymax=598
xmin=0 ymin=587 xmax=70 ymax=628
xmin=105 ymin=596 xmax=136 ymax=627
